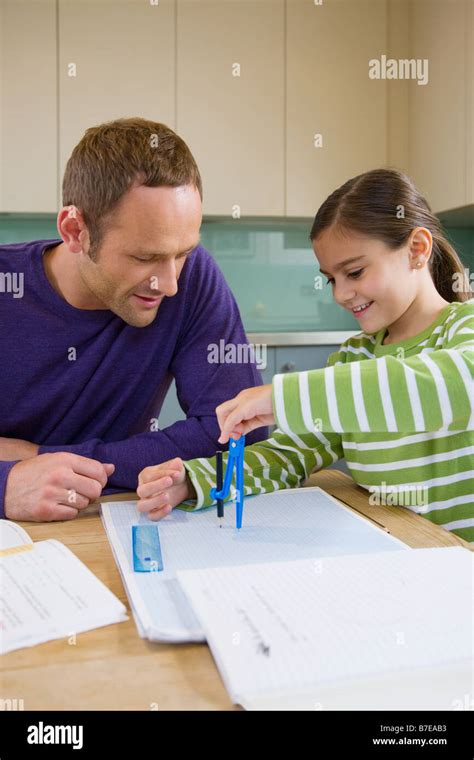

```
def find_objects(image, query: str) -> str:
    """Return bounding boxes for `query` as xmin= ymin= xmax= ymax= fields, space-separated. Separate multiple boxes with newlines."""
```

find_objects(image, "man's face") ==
xmin=77 ymin=184 xmax=202 ymax=327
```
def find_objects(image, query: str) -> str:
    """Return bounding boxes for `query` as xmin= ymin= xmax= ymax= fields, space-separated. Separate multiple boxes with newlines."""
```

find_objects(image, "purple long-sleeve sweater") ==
xmin=0 ymin=239 xmax=267 ymax=518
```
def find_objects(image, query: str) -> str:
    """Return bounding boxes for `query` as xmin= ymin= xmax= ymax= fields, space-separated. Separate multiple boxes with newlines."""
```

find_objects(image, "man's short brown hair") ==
xmin=62 ymin=117 xmax=203 ymax=256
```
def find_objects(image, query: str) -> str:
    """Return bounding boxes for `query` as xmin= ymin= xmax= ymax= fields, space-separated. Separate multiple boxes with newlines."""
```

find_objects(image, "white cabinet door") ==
xmin=286 ymin=0 xmax=387 ymax=218
xmin=58 ymin=0 xmax=176 ymax=194
xmin=408 ymin=0 xmax=469 ymax=213
xmin=177 ymin=0 xmax=285 ymax=216
xmin=0 ymin=0 xmax=57 ymax=212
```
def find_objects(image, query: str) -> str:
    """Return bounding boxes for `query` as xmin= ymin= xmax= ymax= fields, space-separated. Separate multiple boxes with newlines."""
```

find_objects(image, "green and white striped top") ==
xmin=183 ymin=299 xmax=474 ymax=543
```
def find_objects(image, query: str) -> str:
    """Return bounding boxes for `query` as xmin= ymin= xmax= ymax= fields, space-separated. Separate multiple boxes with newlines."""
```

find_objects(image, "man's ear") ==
xmin=57 ymin=206 xmax=88 ymax=254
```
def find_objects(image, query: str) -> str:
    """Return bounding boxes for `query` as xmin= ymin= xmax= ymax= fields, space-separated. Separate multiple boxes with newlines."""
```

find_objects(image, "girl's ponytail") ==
xmin=430 ymin=234 xmax=471 ymax=303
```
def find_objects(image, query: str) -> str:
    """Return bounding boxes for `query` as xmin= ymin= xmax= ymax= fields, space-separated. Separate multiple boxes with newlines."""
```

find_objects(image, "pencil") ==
xmin=216 ymin=450 xmax=224 ymax=525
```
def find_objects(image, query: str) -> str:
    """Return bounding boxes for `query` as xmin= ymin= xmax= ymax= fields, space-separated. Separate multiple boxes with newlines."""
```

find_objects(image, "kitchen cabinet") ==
xmin=176 ymin=0 xmax=285 ymax=216
xmin=2 ymin=0 xmax=470 ymax=219
xmin=0 ymin=0 xmax=57 ymax=212
xmin=0 ymin=0 xmax=392 ymax=218
xmin=275 ymin=345 xmax=338 ymax=375
xmin=285 ymin=0 xmax=387 ymax=217
xmin=58 ymin=0 xmax=176 ymax=190
xmin=408 ymin=0 xmax=472 ymax=212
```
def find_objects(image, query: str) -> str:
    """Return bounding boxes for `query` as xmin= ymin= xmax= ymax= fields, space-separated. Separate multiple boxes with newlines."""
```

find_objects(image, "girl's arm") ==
xmin=182 ymin=427 xmax=343 ymax=510
xmin=273 ymin=306 xmax=474 ymax=437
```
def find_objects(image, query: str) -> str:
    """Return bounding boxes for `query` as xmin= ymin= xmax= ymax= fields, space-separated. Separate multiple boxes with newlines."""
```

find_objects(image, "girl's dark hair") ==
xmin=310 ymin=168 xmax=471 ymax=303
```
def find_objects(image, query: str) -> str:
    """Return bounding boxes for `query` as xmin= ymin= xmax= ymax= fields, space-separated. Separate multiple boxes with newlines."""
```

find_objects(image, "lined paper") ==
xmin=0 ymin=540 xmax=128 ymax=654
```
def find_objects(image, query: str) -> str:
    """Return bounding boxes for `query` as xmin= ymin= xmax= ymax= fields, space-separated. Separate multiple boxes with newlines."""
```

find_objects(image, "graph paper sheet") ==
xmin=100 ymin=486 xmax=406 ymax=642
xmin=178 ymin=547 xmax=474 ymax=709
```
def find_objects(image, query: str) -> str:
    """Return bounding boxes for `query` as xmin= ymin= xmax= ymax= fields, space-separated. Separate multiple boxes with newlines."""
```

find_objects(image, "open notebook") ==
xmin=100 ymin=486 xmax=406 ymax=642
xmin=0 ymin=520 xmax=128 ymax=655
xmin=177 ymin=547 xmax=474 ymax=710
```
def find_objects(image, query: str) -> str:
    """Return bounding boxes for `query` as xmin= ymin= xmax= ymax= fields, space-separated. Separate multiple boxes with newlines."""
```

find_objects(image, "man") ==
xmin=0 ymin=117 xmax=266 ymax=522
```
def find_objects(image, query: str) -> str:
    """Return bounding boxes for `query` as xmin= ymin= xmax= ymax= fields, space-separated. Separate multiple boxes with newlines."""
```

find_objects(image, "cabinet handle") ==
xmin=280 ymin=362 xmax=296 ymax=373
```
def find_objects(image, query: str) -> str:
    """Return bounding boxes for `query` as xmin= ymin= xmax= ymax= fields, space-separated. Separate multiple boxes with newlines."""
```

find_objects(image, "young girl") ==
xmin=137 ymin=169 xmax=474 ymax=543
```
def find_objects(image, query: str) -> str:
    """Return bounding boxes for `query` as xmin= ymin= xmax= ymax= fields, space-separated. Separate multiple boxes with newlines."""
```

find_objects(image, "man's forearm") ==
xmin=38 ymin=416 xmax=268 ymax=491
xmin=0 ymin=438 xmax=39 ymax=461
xmin=0 ymin=460 xmax=20 ymax=518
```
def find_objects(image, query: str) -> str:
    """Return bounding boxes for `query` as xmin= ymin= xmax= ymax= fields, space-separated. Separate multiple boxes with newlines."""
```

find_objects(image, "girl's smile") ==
xmin=350 ymin=300 xmax=374 ymax=316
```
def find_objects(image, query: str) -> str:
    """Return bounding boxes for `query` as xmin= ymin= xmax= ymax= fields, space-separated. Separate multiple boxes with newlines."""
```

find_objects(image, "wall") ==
xmin=1 ymin=215 xmax=472 ymax=333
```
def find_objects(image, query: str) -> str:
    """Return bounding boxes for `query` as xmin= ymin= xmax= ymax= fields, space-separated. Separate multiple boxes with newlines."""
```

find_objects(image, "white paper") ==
xmin=0 ymin=519 xmax=33 ymax=552
xmin=0 ymin=539 xmax=128 ymax=654
xmin=239 ymin=661 xmax=474 ymax=711
xmin=101 ymin=486 xmax=406 ymax=642
xmin=177 ymin=547 xmax=474 ymax=708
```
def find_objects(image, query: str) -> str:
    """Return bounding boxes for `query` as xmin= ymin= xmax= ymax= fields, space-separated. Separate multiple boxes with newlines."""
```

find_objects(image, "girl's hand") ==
xmin=216 ymin=384 xmax=275 ymax=444
xmin=137 ymin=457 xmax=196 ymax=521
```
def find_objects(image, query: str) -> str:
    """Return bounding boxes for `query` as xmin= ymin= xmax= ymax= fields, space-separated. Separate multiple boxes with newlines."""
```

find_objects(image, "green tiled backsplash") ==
xmin=1 ymin=216 xmax=472 ymax=332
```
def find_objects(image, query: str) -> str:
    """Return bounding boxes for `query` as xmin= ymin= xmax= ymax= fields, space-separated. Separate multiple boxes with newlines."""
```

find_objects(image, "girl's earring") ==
xmin=416 ymin=260 xmax=423 ymax=268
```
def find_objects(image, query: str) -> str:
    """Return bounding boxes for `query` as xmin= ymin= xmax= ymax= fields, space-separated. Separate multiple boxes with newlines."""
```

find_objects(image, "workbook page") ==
xmin=177 ymin=548 xmax=473 ymax=705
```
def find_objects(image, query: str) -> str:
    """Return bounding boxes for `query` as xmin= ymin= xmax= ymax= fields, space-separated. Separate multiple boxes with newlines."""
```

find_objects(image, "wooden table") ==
xmin=1 ymin=470 xmax=471 ymax=711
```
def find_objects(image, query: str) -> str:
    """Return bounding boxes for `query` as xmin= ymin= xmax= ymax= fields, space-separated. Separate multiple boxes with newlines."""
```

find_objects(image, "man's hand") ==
xmin=4 ymin=453 xmax=115 ymax=522
xmin=216 ymin=384 xmax=275 ymax=444
xmin=137 ymin=457 xmax=196 ymax=521
xmin=0 ymin=437 xmax=39 ymax=461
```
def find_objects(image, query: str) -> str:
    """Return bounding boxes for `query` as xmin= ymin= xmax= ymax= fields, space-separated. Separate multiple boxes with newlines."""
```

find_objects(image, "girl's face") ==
xmin=314 ymin=225 xmax=421 ymax=334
